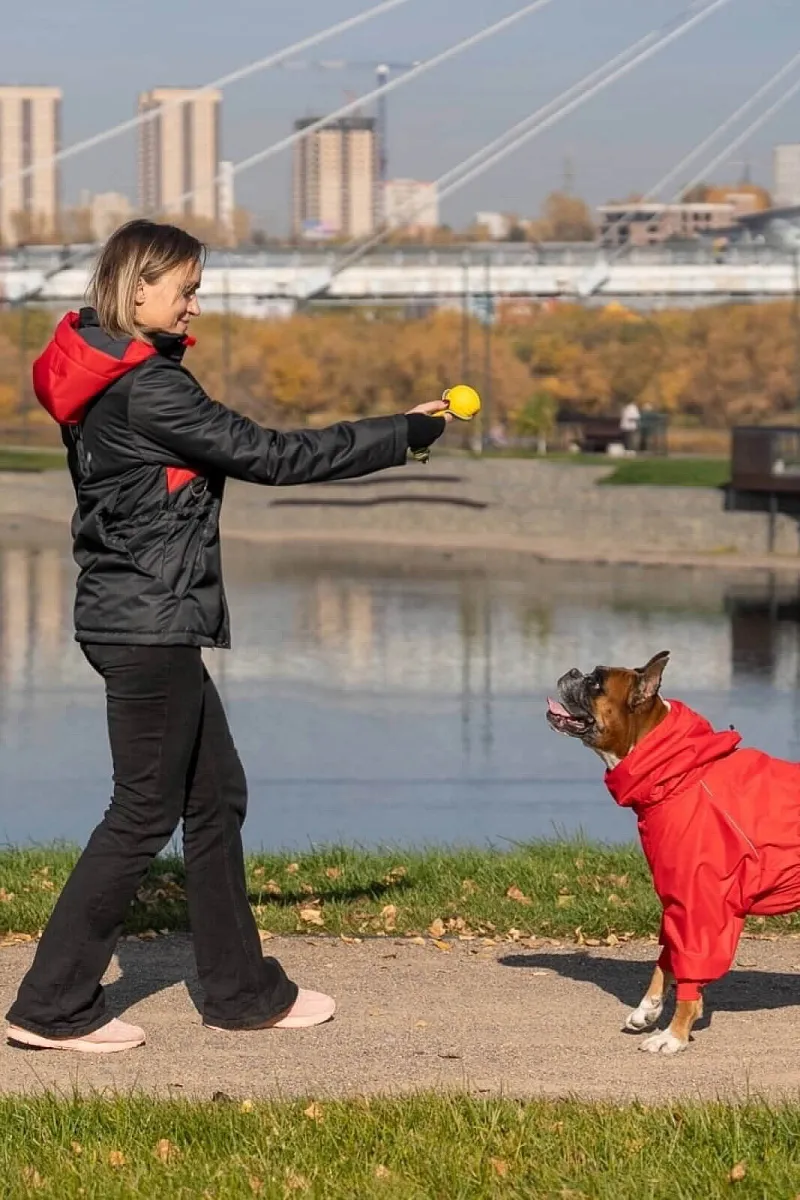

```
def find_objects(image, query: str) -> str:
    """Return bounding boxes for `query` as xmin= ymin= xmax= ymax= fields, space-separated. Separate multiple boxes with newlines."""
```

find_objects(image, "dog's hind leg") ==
xmin=625 ymin=963 xmax=672 ymax=1032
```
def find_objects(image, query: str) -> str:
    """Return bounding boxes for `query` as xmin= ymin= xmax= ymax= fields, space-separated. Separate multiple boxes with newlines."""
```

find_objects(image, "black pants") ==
xmin=6 ymin=644 xmax=298 ymax=1036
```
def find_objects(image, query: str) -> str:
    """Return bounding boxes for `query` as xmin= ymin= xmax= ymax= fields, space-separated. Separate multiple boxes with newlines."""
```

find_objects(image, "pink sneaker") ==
xmin=7 ymin=1017 xmax=145 ymax=1054
xmin=205 ymin=988 xmax=336 ymax=1032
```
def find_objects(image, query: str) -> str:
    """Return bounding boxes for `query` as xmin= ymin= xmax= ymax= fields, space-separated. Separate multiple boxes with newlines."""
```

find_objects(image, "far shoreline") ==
xmin=3 ymin=511 xmax=799 ymax=577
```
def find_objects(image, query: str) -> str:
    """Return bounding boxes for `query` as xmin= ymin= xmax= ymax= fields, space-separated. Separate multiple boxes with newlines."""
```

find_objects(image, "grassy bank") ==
xmin=1 ymin=1092 xmax=798 ymax=1199
xmin=0 ymin=446 xmax=65 ymax=472
xmin=600 ymin=456 xmax=729 ymax=488
xmin=2 ymin=842 xmax=798 ymax=945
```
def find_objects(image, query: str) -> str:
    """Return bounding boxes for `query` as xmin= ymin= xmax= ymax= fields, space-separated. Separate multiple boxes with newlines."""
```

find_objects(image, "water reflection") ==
xmin=2 ymin=538 xmax=800 ymax=848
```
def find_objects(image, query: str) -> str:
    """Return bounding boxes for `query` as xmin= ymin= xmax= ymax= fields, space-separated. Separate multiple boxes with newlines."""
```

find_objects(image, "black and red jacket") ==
xmin=33 ymin=308 xmax=424 ymax=648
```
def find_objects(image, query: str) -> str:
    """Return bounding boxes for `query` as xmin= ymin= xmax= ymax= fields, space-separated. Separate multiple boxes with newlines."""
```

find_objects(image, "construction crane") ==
xmin=271 ymin=60 xmax=419 ymax=189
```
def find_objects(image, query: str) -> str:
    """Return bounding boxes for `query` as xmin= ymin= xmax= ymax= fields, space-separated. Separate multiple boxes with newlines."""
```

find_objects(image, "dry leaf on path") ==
xmin=432 ymin=939 xmax=452 ymax=952
xmin=428 ymin=918 xmax=446 ymax=938
xmin=381 ymin=904 xmax=398 ymax=930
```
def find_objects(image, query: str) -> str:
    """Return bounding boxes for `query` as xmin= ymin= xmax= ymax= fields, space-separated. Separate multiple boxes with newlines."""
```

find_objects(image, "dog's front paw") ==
xmin=640 ymin=1028 xmax=688 ymax=1056
xmin=625 ymin=996 xmax=664 ymax=1032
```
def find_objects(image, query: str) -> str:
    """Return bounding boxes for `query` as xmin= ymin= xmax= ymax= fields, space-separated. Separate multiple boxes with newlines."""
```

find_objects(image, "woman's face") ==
xmin=135 ymin=259 xmax=202 ymax=337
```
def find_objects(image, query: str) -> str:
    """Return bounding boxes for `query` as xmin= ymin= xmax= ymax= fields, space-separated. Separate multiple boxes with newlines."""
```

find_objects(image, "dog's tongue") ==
xmin=547 ymin=698 xmax=571 ymax=718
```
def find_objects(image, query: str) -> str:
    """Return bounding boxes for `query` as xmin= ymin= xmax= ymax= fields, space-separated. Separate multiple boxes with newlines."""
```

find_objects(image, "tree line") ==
xmin=0 ymin=299 xmax=797 ymax=435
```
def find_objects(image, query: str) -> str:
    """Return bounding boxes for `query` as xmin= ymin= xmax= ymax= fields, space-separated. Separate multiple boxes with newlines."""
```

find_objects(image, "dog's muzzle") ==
xmin=546 ymin=669 xmax=596 ymax=739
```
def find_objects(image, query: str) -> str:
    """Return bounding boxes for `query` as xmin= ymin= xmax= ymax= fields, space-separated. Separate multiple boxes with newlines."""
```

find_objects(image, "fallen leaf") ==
xmin=70 ymin=1142 xmax=83 ymax=1156
xmin=490 ymin=1158 xmax=509 ymax=1177
xmin=0 ymin=889 xmax=15 ymax=902
xmin=285 ymin=1172 xmax=310 ymax=1192
xmin=415 ymin=1020 xmax=429 ymax=1029
xmin=137 ymin=930 xmax=158 ymax=940
xmin=325 ymin=867 xmax=342 ymax=880
xmin=248 ymin=1177 xmax=264 ymax=1195
xmin=340 ymin=935 xmax=362 ymax=945
xmin=729 ymin=1162 xmax=747 ymax=1183
xmin=384 ymin=865 xmax=407 ymax=884
xmin=299 ymin=907 xmax=325 ymax=926
xmin=240 ymin=1099 xmax=254 ymax=1113
xmin=304 ymin=1102 xmax=324 ymax=1123
xmin=506 ymin=885 xmax=532 ymax=906
xmin=108 ymin=1150 xmax=126 ymax=1168
xmin=21 ymin=1167 xmax=44 ymax=1189
xmin=605 ymin=933 xmax=619 ymax=947
xmin=265 ymin=880 xmax=282 ymax=896
xmin=461 ymin=878 xmax=479 ymax=895
xmin=557 ymin=895 xmax=575 ymax=908
xmin=432 ymin=939 xmax=452 ymax=952
xmin=374 ymin=1165 xmax=392 ymax=1179
xmin=408 ymin=936 xmax=426 ymax=946
xmin=285 ymin=863 xmax=300 ymax=875
xmin=381 ymin=904 xmax=398 ymax=931
xmin=155 ymin=1139 xmax=179 ymax=1163
xmin=428 ymin=918 xmax=446 ymax=938
xmin=252 ymin=866 xmax=265 ymax=878
xmin=300 ymin=884 xmax=315 ymax=896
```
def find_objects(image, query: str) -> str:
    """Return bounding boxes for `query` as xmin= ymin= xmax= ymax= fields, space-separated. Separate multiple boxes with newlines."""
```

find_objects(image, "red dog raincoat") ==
xmin=605 ymin=700 xmax=800 ymax=1001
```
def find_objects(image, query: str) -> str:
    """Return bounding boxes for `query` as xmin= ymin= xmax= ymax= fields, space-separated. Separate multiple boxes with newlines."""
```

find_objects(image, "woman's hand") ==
xmin=406 ymin=399 xmax=453 ymax=422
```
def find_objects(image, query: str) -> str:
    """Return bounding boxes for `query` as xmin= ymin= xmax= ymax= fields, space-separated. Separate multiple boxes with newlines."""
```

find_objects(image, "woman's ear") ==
xmin=134 ymin=279 xmax=145 ymax=307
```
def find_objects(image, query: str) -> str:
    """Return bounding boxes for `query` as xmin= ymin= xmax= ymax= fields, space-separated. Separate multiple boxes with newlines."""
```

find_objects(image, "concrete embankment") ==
xmin=1 ymin=458 xmax=797 ymax=571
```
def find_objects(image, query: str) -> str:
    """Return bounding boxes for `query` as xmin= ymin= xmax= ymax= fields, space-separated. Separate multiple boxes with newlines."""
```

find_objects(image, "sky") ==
xmin=7 ymin=0 xmax=800 ymax=234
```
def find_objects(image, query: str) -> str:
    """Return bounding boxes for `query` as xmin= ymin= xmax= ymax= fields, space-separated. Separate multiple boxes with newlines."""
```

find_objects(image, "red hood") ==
xmin=605 ymin=699 xmax=741 ymax=811
xmin=33 ymin=311 xmax=157 ymax=424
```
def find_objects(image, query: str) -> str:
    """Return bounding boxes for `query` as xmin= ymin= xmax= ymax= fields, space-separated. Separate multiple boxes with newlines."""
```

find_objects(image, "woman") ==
xmin=5 ymin=219 xmax=450 ymax=1053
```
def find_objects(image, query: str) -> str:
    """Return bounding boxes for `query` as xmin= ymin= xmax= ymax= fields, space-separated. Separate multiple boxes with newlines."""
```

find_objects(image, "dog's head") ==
xmin=546 ymin=651 xmax=670 ymax=765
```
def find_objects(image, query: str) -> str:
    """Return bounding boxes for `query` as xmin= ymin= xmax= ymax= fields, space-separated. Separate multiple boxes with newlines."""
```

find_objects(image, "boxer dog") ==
xmin=547 ymin=651 xmax=800 ymax=1054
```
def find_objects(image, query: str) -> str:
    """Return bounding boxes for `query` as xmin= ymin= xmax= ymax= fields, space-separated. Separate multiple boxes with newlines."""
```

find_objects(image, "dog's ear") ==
xmin=630 ymin=651 xmax=670 ymax=709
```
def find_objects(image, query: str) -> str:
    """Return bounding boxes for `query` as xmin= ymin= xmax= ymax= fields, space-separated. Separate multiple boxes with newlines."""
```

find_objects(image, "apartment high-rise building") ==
xmin=138 ymin=87 xmax=222 ymax=223
xmin=383 ymin=179 xmax=439 ymax=233
xmin=774 ymin=144 xmax=800 ymax=208
xmin=0 ymin=85 xmax=62 ymax=246
xmin=293 ymin=116 xmax=376 ymax=240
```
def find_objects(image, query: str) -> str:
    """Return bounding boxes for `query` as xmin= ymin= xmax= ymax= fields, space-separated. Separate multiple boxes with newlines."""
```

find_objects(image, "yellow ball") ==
xmin=441 ymin=384 xmax=481 ymax=421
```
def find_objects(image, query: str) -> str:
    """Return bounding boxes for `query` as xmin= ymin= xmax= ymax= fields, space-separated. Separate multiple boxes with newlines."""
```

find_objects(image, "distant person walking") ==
xmin=620 ymin=401 xmax=641 ymax=454
xmin=5 ymin=220 xmax=451 ymax=1054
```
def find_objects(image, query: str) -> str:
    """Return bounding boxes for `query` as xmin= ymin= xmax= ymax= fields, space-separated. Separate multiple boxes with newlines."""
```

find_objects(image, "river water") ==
xmin=2 ymin=533 xmax=800 ymax=849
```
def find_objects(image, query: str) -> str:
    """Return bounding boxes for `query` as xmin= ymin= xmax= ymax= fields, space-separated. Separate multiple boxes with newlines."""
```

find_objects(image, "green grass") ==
xmin=0 ymin=446 xmax=65 ymax=472
xmin=1 ymin=1093 xmax=800 ymax=1199
xmin=599 ymin=457 xmax=730 ymax=488
xmin=3 ymin=842 xmax=798 ymax=946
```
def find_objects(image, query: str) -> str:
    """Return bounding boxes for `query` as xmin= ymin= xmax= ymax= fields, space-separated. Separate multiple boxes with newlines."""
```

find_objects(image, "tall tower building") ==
xmin=0 ymin=85 xmax=62 ymax=246
xmin=138 ymin=87 xmax=222 ymax=223
xmin=292 ymin=116 xmax=376 ymax=240
xmin=774 ymin=144 xmax=800 ymax=208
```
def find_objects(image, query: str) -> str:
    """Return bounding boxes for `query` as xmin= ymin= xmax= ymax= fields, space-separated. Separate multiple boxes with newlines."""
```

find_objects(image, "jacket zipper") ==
xmin=701 ymin=780 xmax=760 ymax=860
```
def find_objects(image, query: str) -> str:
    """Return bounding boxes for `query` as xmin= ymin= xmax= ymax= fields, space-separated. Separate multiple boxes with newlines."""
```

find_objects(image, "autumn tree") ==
xmin=531 ymin=192 xmax=595 ymax=242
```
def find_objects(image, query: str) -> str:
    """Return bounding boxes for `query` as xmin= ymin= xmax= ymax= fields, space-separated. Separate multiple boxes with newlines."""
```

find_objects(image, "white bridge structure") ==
xmin=2 ymin=243 xmax=800 ymax=315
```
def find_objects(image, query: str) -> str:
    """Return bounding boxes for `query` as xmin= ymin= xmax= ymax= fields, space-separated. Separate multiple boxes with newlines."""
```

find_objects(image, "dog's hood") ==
xmin=605 ymin=700 xmax=742 ymax=811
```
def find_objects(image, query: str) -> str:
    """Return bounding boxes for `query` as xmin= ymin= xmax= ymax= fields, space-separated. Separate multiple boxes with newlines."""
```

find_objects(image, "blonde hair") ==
xmin=88 ymin=219 xmax=206 ymax=341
